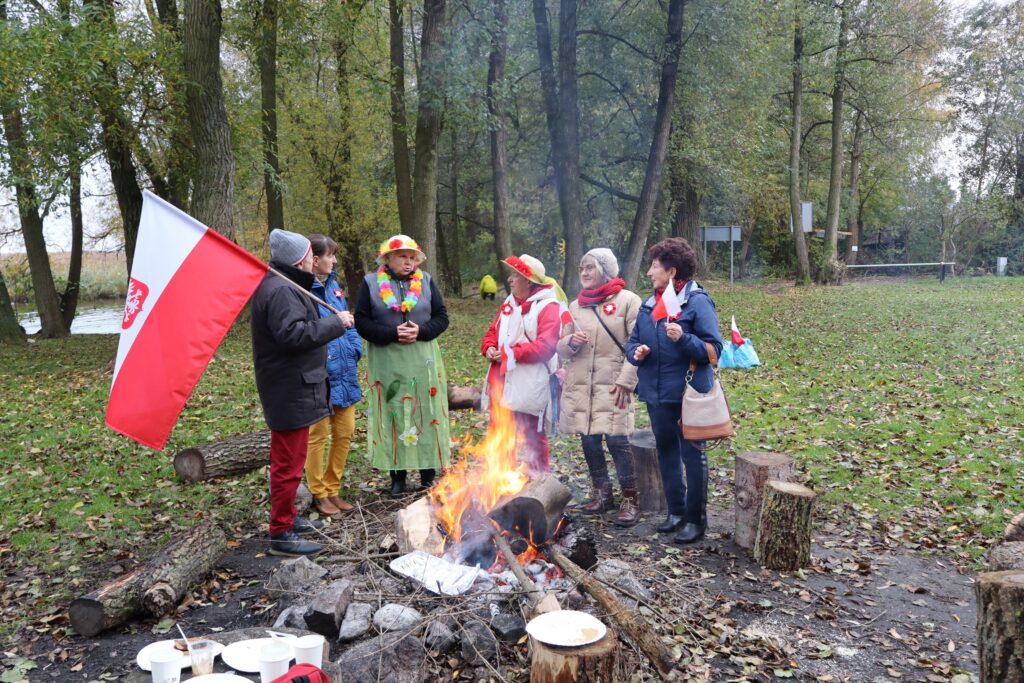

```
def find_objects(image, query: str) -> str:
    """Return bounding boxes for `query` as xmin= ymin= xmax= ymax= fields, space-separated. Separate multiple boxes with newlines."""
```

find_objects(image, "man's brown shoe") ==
xmin=328 ymin=495 xmax=353 ymax=512
xmin=314 ymin=496 xmax=341 ymax=516
xmin=613 ymin=488 xmax=640 ymax=527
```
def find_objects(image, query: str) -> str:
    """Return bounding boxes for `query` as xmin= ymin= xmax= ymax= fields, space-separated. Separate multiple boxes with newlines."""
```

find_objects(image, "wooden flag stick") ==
xmin=267 ymin=266 xmax=344 ymax=316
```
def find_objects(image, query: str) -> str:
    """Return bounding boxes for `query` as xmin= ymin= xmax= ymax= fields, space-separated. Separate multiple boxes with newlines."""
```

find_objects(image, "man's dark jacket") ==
xmin=251 ymin=261 xmax=346 ymax=431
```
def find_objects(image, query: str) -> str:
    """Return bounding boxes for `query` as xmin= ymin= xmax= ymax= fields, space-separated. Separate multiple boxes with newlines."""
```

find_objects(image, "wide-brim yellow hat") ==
xmin=501 ymin=254 xmax=547 ymax=285
xmin=376 ymin=234 xmax=426 ymax=264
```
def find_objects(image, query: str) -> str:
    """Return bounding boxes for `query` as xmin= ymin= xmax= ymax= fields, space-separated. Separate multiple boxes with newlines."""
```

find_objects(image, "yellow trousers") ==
xmin=305 ymin=406 xmax=356 ymax=498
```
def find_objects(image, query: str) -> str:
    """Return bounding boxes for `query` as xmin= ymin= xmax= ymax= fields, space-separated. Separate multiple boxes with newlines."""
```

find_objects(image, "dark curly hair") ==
xmin=648 ymin=237 xmax=698 ymax=280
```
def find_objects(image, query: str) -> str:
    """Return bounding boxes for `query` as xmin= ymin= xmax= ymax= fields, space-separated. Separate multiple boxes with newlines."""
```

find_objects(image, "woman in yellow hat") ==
xmin=354 ymin=235 xmax=451 ymax=497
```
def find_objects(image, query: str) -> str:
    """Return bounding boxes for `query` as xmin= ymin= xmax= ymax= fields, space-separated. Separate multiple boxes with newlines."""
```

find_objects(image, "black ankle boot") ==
xmin=390 ymin=471 xmax=407 ymax=498
xmin=419 ymin=468 xmax=435 ymax=490
xmin=656 ymin=514 xmax=685 ymax=533
xmin=673 ymin=522 xmax=705 ymax=544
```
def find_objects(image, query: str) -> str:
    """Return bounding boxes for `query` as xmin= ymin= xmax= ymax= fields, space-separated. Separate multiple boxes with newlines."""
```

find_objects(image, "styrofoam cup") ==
xmin=149 ymin=648 xmax=182 ymax=683
xmin=259 ymin=641 xmax=292 ymax=683
xmin=293 ymin=634 xmax=325 ymax=668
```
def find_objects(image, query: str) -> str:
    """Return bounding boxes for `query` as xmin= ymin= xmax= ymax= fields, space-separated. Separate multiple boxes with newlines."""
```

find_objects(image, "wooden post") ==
xmin=753 ymin=481 xmax=815 ymax=571
xmin=976 ymin=570 xmax=1024 ymax=682
xmin=628 ymin=430 xmax=665 ymax=514
xmin=734 ymin=452 xmax=794 ymax=549
xmin=530 ymin=630 xmax=620 ymax=683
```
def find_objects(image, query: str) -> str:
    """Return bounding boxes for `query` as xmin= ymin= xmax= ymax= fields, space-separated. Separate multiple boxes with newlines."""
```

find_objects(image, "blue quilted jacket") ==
xmin=313 ymin=272 xmax=363 ymax=408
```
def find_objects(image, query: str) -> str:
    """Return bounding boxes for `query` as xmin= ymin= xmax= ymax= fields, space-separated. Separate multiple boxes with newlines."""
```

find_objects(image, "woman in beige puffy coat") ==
xmin=557 ymin=248 xmax=642 ymax=526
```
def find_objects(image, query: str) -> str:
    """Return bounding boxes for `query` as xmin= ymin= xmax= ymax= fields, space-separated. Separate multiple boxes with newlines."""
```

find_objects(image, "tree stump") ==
xmin=628 ymin=430 xmax=665 ymax=514
xmin=753 ymin=481 xmax=815 ymax=571
xmin=140 ymin=521 xmax=227 ymax=615
xmin=734 ymin=451 xmax=794 ymax=549
xmin=1004 ymin=511 xmax=1024 ymax=542
xmin=976 ymin=570 xmax=1024 ymax=682
xmin=530 ymin=630 xmax=620 ymax=683
xmin=173 ymin=431 xmax=271 ymax=482
xmin=988 ymin=543 xmax=1024 ymax=571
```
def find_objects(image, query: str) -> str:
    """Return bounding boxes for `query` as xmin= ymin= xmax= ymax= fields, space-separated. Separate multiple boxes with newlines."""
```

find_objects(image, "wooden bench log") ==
xmin=976 ymin=570 xmax=1024 ymax=682
xmin=734 ymin=451 xmax=795 ymax=549
xmin=173 ymin=431 xmax=271 ymax=482
xmin=628 ymin=430 xmax=665 ymax=514
xmin=987 ymin=542 xmax=1024 ymax=572
xmin=530 ymin=630 xmax=620 ymax=683
xmin=447 ymin=385 xmax=482 ymax=410
xmin=1005 ymin=511 xmax=1024 ymax=542
xmin=753 ymin=481 xmax=815 ymax=571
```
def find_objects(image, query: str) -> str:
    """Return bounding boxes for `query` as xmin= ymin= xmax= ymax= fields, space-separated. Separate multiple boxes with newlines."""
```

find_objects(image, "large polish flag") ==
xmin=106 ymin=191 xmax=268 ymax=450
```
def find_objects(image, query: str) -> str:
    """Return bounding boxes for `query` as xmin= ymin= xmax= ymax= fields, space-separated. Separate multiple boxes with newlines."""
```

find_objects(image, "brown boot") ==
xmin=580 ymin=482 xmax=614 ymax=515
xmin=613 ymin=488 xmax=640 ymax=527
xmin=328 ymin=495 xmax=354 ymax=512
xmin=313 ymin=497 xmax=341 ymax=516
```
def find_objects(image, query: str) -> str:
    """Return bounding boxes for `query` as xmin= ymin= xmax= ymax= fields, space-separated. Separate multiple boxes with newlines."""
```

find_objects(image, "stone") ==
xmin=373 ymin=603 xmax=423 ymax=633
xmin=423 ymin=619 xmax=457 ymax=653
xmin=335 ymin=632 xmax=425 ymax=683
xmin=273 ymin=604 xmax=308 ymax=630
xmin=265 ymin=556 xmax=327 ymax=607
xmin=338 ymin=602 xmax=373 ymax=642
xmin=303 ymin=579 xmax=354 ymax=638
xmin=594 ymin=558 xmax=652 ymax=605
xmin=489 ymin=613 xmax=526 ymax=643
xmin=461 ymin=620 xmax=498 ymax=665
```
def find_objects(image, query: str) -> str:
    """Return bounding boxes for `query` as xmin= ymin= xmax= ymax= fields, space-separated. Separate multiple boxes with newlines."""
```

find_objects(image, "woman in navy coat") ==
xmin=626 ymin=238 xmax=723 ymax=544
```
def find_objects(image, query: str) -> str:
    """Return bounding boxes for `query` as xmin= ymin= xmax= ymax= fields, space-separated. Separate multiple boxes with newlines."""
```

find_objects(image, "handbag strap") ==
xmin=685 ymin=342 xmax=719 ymax=383
xmin=587 ymin=306 xmax=627 ymax=355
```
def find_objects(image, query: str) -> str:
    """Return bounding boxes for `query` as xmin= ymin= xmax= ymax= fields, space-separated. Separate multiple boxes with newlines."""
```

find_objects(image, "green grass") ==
xmin=1 ymin=278 xmax=1022 ymax=640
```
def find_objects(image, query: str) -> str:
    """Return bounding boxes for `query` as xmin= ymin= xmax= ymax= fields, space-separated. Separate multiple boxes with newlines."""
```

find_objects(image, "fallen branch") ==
xmin=491 ymin=530 xmax=559 ymax=616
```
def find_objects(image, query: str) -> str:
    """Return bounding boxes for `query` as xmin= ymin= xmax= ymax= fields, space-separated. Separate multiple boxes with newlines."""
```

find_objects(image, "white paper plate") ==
xmin=221 ymin=638 xmax=294 ymax=673
xmin=135 ymin=639 xmax=225 ymax=671
xmin=526 ymin=610 xmax=607 ymax=647
xmin=189 ymin=675 xmax=253 ymax=682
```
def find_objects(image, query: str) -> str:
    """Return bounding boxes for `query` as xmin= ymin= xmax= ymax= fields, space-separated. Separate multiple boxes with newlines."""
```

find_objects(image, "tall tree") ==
xmin=818 ymin=0 xmax=851 ymax=285
xmin=487 ymin=0 xmax=513 ymax=271
xmin=388 ymin=0 xmax=414 ymax=233
xmin=844 ymin=111 xmax=863 ymax=264
xmin=183 ymin=0 xmax=236 ymax=236
xmin=259 ymin=0 xmax=284 ymax=231
xmin=0 ymin=268 xmax=23 ymax=344
xmin=789 ymin=0 xmax=812 ymax=284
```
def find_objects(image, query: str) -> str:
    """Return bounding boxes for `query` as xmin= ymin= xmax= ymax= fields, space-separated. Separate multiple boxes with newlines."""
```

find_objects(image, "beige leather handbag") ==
xmin=680 ymin=343 xmax=734 ymax=441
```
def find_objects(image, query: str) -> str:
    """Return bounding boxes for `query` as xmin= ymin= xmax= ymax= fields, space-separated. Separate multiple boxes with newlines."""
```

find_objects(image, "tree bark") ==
xmin=436 ymin=126 xmax=463 ymax=294
xmin=734 ymin=452 xmax=795 ymax=550
xmin=0 ymin=269 xmax=25 ymax=344
xmin=259 ymin=0 xmax=284 ymax=231
xmin=819 ymin=0 xmax=849 ymax=285
xmin=61 ymin=162 xmax=84 ymax=330
xmin=1005 ymin=511 xmax=1024 ymax=542
xmin=754 ymin=481 xmax=815 ymax=571
xmin=975 ymin=570 xmax=1024 ymax=682
xmin=622 ymin=0 xmax=686 ymax=290
xmin=628 ymin=430 xmax=666 ymax=514
xmin=530 ymin=630 xmax=621 ymax=682
xmin=487 ymin=0 xmax=514 ymax=272
xmin=670 ymin=166 xmax=704 ymax=272
xmin=68 ymin=565 xmax=147 ymax=637
xmin=789 ymin=0 xmax=811 ymax=285
xmin=844 ymin=112 xmax=863 ymax=264
xmin=389 ymin=0 xmax=414 ymax=233
xmin=489 ymin=472 xmax=571 ymax=544
xmin=987 ymin=543 xmax=1024 ymax=572
xmin=184 ymin=0 xmax=236 ymax=237
xmin=173 ymin=431 xmax=271 ymax=482
xmin=409 ymin=0 xmax=447 ymax=267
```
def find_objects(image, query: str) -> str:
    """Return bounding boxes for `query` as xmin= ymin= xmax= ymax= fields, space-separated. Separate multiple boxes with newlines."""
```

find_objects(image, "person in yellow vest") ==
xmin=479 ymin=274 xmax=498 ymax=300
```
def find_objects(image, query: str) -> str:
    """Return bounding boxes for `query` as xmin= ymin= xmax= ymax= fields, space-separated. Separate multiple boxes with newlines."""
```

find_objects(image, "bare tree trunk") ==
xmin=622 ymin=0 xmax=685 ymax=290
xmin=332 ymin=16 xmax=365 ymax=294
xmin=184 ymin=0 xmax=236 ymax=238
xmin=260 ymin=0 xmax=284 ymax=231
xmin=61 ymin=162 xmax=84 ymax=330
xmin=0 ymin=269 xmax=25 ymax=344
xmin=844 ymin=112 xmax=863 ymax=264
xmin=409 ymin=0 xmax=446 ymax=267
xmin=738 ymin=220 xmax=753 ymax=279
xmin=819 ymin=0 xmax=849 ymax=285
xmin=439 ymin=126 xmax=463 ymax=294
xmin=487 ymin=0 xmax=513 ymax=273
xmin=789 ymin=0 xmax=811 ymax=285
xmin=388 ymin=0 xmax=414 ymax=233
xmin=671 ymin=175 xmax=704 ymax=271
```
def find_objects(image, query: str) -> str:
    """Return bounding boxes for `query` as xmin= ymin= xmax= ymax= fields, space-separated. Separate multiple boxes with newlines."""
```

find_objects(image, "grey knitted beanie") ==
xmin=269 ymin=229 xmax=312 ymax=266
xmin=582 ymin=247 xmax=620 ymax=279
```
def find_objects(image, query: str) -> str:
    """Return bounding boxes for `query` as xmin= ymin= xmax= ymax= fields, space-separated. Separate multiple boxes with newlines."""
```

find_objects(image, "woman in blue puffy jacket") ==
xmin=305 ymin=234 xmax=363 ymax=516
xmin=626 ymin=238 xmax=723 ymax=544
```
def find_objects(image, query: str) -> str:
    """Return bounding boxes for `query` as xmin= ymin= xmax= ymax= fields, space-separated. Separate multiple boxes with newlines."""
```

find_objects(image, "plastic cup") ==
xmin=189 ymin=639 xmax=217 ymax=676
xmin=258 ymin=641 xmax=291 ymax=683
xmin=292 ymin=634 xmax=325 ymax=668
xmin=149 ymin=648 xmax=182 ymax=683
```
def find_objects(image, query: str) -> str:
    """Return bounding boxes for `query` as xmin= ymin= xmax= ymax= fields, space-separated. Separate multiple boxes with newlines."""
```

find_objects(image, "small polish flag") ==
xmin=652 ymin=282 xmax=682 ymax=322
xmin=558 ymin=301 xmax=576 ymax=331
xmin=105 ymin=191 xmax=268 ymax=450
xmin=730 ymin=316 xmax=746 ymax=346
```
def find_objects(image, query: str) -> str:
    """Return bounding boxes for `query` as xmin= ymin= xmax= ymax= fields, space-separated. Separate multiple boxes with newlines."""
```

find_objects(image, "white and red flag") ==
xmin=730 ymin=316 xmax=746 ymax=345
xmin=651 ymin=282 xmax=682 ymax=322
xmin=106 ymin=191 xmax=268 ymax=450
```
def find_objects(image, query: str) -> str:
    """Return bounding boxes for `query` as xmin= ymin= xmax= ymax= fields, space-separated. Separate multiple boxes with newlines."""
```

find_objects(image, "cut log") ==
xmin=753 ymin=481 xmax=815 ymax=571
xmin=976 ymin=570 xmax=1024 ymax=682
xmin=490 ymin=473 xmax=571 ymax=544
xmin=173 ymin=431 xmax=271 ymax=482
xmin=551 ymin=520 xmax=597 ymax=571
xmin=69 ymin=565 xmax=147 ymax=638
xmin=492 ymin=530 xmax=553 ymax=617
xmin=140 ymin=521 xmax=227 ymax=615
xmin=988 ymin=542 xmax=1024 ymax=572
xmin=447 ymin=384 xmax=482 ymax=410
xmin=530 ymin=629 xmax=620 ymax=683
xmin=395 ymin=496 xmax=445 ymax=555
xmin=549 ymin=547 xmax=675 ymax=679
xmin=628 ymin=430 xmax=665 ymax=514
xmin=734 ymin=451 xmax=794 ymax=549
xmin=1005 ymin=511 xmax=1024 ymax=542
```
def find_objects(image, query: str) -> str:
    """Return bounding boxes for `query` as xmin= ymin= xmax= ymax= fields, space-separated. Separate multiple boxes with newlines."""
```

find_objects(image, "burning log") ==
xmin=173 ymin=431 xmax=270 ymax=482
xmin=489 ymin=473 xmax=572 ymax=545
xmin=531 ymin=629 xmax=621 ymax=683
xmin=491 ymin=530 xmax=559 ymax=616
xmin=549 ymin=547 xmax=676 ymax=679
xmin=753 ymin=481 xmax=816 ymax=571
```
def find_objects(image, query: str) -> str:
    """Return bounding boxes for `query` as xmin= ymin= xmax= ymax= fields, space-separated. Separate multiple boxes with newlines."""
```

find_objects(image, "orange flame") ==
xmin=430 ymin=380 xmax=529 ymax=543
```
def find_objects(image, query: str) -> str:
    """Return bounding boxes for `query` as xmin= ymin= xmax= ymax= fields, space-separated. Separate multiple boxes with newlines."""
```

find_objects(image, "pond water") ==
xmin=17 ymin=301 xmax=124 ymax=335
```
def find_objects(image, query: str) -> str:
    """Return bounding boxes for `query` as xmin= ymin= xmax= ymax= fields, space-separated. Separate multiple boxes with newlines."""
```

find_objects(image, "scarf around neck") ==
xmin=577 ymin=277 xmax=625 ymax=307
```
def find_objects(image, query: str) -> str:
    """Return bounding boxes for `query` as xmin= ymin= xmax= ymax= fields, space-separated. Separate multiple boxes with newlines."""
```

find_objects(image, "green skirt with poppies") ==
xmin=365 ymin=339 xmax=451 ymax=471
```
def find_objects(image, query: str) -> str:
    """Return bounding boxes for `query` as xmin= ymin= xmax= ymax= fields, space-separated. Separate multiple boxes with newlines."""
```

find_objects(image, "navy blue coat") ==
xmin=312 ymin=272 xmax=363 ymax=408
xmin=625 ymin=283 xmax=723 ymax=405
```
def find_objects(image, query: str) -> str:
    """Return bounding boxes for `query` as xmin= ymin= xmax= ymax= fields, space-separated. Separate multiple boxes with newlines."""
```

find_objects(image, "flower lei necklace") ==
xmin=377 ymin=264 xmax=423 ymax=313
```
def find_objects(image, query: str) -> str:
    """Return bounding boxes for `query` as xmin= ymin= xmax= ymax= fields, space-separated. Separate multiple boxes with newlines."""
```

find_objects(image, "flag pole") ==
xmin=268 ymin=266 xmax=345 ymax=316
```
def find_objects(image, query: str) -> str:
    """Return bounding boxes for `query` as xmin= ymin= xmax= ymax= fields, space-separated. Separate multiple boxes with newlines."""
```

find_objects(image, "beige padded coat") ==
xmin=556 ymin=289 xmax=641 ymax=436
